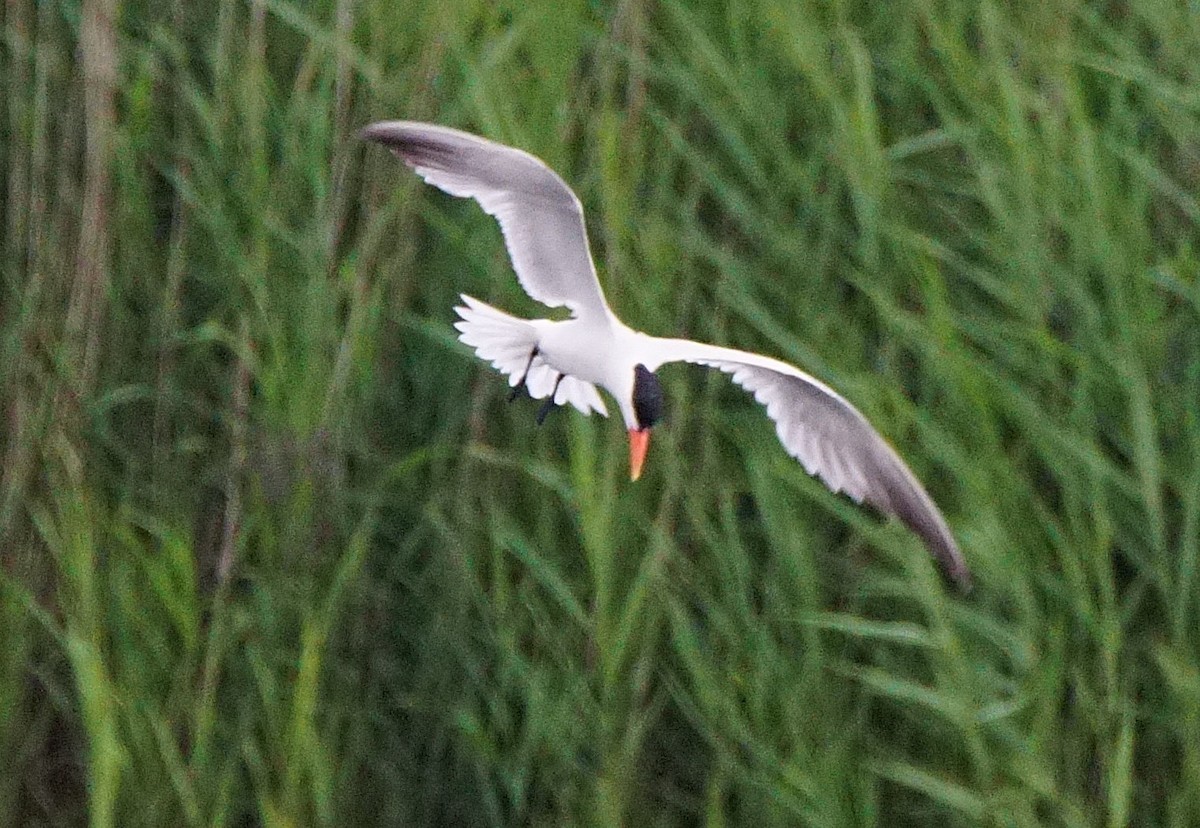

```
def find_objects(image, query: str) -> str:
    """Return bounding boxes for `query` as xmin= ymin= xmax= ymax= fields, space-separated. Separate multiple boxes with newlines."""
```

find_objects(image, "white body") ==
xmin=533 ymin=316 xmax=646 ymax=426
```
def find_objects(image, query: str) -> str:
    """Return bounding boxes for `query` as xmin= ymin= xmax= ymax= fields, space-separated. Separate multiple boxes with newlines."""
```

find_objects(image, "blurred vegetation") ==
xmin=3 ymin=0 xmax=1199 ymax=824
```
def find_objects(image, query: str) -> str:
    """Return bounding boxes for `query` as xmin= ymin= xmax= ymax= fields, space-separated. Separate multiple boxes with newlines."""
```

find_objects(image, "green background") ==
xmin=3 ymin=0 xmax=1199 ymax=824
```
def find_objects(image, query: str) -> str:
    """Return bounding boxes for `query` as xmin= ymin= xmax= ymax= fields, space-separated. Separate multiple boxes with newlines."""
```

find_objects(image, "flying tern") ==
xmin=361 ymin=120 xmax=970 ymax=591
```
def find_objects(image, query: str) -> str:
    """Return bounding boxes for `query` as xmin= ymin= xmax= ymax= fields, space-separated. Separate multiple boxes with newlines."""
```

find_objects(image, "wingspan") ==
xmin=646 ymin=337 xmax=970 ymax=590
xmin=361 ymin=121 xmax=611 ymax=319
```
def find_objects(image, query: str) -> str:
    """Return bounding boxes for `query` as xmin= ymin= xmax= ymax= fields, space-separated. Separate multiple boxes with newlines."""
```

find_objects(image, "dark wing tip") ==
xmin=359 ymin=121 xmax=463 ymax=172
xmin=358 ymin=121 xmax=410 ymax=147
xmin=358 ymin=122 xmax=385 ymax=143
xmin=358 ymin=121 xmax=421 ymax=152
xmin=926 ymin=531 xmax=973 ymax=594
xmin=879 ymin=471 xmax=972 ymax=593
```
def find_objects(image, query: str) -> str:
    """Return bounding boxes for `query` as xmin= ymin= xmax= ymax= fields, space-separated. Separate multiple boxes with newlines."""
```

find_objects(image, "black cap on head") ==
xmin=632 ymin=365 xmax=664 ymax=430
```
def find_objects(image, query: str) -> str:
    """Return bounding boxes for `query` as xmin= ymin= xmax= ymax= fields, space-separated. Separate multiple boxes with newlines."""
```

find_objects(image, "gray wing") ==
xmin=647 ymin=338 xmax=970 ymax=591
xmin=361 ymin=120 xmax=611 ymax=319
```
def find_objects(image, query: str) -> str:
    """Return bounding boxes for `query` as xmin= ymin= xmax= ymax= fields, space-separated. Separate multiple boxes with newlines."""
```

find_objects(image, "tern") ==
xmin=362 ymin=120 xmax=971 ymax=591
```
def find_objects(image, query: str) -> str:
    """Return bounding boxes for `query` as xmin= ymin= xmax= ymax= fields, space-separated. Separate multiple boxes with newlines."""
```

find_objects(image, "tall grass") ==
xmin=2 ymin=0 xmax=1199 ymax=823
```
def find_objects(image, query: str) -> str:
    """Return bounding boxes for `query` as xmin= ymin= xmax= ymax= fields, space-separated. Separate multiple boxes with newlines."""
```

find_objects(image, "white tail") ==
xmin=453 ymin=295 xmax=608 ymax=417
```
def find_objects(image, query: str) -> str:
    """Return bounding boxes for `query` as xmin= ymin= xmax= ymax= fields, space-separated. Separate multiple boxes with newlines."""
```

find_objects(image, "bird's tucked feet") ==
xmin=535 ymin=375 xmax=564 ymax=426
xmin=508 ymin=346 xmax=539 ymax=402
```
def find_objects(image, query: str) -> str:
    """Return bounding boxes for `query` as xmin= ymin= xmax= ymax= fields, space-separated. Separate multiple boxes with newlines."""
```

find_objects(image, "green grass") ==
xmin=3 ymin=0 xmax=1199 ymax=824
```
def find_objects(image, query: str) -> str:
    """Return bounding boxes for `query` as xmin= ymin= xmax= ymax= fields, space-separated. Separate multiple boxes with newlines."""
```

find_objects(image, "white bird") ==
xmin=361 ymin=120 xmax=971 ymax=591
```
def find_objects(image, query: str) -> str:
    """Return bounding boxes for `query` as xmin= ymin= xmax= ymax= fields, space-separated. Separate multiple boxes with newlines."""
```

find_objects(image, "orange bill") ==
xmin=628 ymin=428 xmax=651 ymax=481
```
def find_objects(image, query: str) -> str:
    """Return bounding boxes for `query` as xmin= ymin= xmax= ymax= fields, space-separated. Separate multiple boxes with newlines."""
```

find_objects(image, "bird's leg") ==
xmin=508 ymin=346 xmax=539 ymax=402
xmin=536 ymin=375 xmax=564 ymax=426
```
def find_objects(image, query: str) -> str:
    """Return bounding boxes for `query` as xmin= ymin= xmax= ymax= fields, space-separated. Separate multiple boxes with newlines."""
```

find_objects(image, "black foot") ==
xmin=508 ymin=346 xmax=539 ymax=402
xmin=535 ymin=375 xmax=565 ymax=426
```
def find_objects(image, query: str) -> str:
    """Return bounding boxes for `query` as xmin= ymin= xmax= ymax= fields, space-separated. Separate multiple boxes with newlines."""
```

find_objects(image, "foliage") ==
xmin=2 ymin=0 xmax=1199 ymax=824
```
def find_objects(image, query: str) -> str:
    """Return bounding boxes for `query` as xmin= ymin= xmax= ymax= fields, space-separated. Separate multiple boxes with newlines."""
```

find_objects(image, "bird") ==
xmin=361 ymin=120 xmax=971 ymax=591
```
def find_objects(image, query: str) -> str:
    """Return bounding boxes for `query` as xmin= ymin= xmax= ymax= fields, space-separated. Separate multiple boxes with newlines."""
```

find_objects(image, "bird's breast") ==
xmin=533 ymin=318 xmax=634 ymax=390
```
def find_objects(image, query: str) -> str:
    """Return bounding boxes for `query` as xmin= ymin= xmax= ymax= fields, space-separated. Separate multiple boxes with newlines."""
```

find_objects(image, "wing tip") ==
xmin=877 ymin=474 xmax=972 ymax=593
xmin=929 ymin=533 xmax=973 ymax=594
xmin=895 ymin=495 xmax=971 ymax=593
xmin=358 ymin=120 xmax=415 ymax=147
xmin=359 ymin=121 xmax=463 ymax=173
xmin=358 ymin=121 xmax=388 ymax=144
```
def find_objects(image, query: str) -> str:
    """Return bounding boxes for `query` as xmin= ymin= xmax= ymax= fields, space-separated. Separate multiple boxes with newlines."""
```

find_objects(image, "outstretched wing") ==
xmin=646 ymin=337 xmax=970 ymax=590
xmin=361 ymin=121 xmax=611 ymax=319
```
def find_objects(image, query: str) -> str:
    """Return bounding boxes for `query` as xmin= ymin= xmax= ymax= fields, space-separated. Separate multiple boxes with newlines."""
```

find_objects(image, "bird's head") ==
xmin=628 ymin=364 xmax=664 ymax=481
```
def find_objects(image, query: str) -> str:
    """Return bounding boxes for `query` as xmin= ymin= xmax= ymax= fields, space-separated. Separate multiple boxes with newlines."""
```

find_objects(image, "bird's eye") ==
xmin=632 ymin=365 xmax=664 ymax=429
